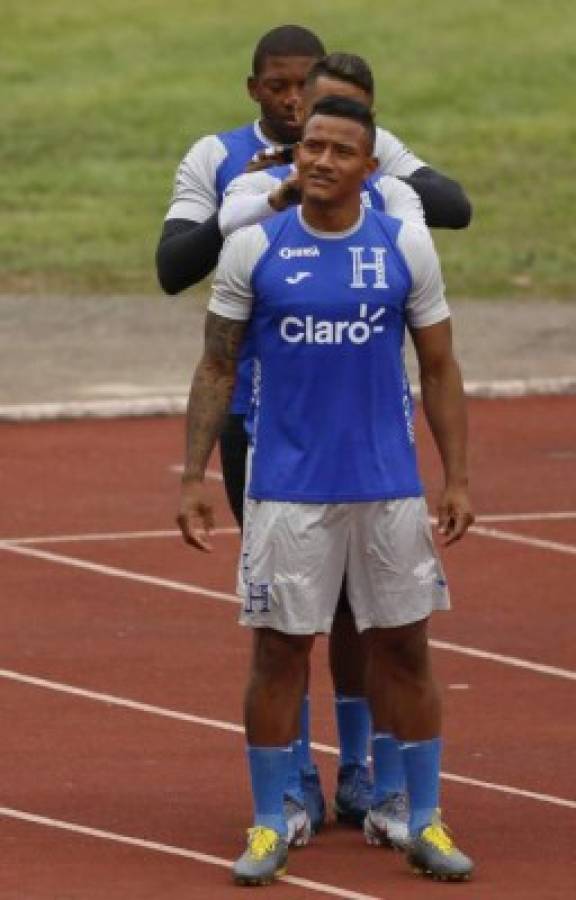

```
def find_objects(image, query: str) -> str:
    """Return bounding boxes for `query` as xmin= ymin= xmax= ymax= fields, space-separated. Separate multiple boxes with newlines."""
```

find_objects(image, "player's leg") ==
xmin=349 ymin=498 xmax=473 ymax=880
xmin=234 ymin=500 xmax=347 ymax=883
xmin=224 ymin=424 xmax=324 ymax=833
xmin=329 ymin=584 xmax=374 ymax=828
xmin=234 ymin=627 xmax=314 ymax=886
xmin=363 ymin=619 xmax=473 ymax=880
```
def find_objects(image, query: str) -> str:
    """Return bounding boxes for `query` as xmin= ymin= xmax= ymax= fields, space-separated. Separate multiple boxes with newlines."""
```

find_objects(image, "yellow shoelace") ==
xmin=421 ymin=821 xmax=454 ymax=855
xmin=246 ymin=826 xmax=279 ymax=860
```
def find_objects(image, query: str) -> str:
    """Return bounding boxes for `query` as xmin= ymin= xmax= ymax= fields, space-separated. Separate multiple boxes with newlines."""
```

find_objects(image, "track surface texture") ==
xmin=1 ymin=398 xmax=575 ymax=898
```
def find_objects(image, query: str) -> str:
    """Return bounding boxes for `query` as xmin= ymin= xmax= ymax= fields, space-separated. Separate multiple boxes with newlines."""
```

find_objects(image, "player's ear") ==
xmin=247 ymin=75 xmax=259 ymax=102
xmin=364 ymin=154 xmax=378 ymax=178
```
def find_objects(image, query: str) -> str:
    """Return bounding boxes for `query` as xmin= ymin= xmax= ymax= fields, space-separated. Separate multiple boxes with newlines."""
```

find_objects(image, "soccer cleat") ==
xmin=334 ymin=763 xmax=373 ymax=827
xmin=283 ymin=796 xmax=312 ymax=847
xmin=232 ymin=826 xmax=289 ymax=886
xmin=301 ymin=766 xmax=327 ymax=833
xmin=407 ymin=816 xmax=474 ymax=881
xmin=364 ymin=792 xmax=409 ymax=850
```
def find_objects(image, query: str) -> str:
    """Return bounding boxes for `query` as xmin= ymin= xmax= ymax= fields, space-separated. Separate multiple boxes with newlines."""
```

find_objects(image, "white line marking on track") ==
xmin=470 ymin=525 xmax=576 ymax=554
xmin=2 ymin=543 xmax=574 ymax=680
xmin=476 ymin=511 xmax=576 ymax=523
xmin=2 ymin=668 xmax=575 ymax=810
xmin=0 ymin=668 xmax=244 ymax=734
xmin=0 ymin=543 xmax=240 ymax=604
xmin=430 ymin=640 xmax=576 ymax=680
xmin=0 ymin=527 xmax=238 ymax=546
xmin=0 ymin=806 xmax=382 ymax=900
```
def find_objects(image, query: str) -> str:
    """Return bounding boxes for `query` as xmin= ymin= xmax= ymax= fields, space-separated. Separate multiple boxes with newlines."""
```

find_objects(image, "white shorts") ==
xmin=238 ymin=496 xmax=450 ymax=634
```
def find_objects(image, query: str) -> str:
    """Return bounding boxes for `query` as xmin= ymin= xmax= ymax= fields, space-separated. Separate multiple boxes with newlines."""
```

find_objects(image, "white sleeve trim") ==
xmin=374 ymin=175 xmax=426 ymax=227
xmin=397 ymin=222 xmax=450 ymax=328
xmin=208 ymin=225 xmax=269 ymax=321
xmin=219 ymin=172 xmax=281 ymax=236
xmin=164 ymin=135 xmax=226 ymax=223
xmin=374 ymin=127 xmax=427 ymax=178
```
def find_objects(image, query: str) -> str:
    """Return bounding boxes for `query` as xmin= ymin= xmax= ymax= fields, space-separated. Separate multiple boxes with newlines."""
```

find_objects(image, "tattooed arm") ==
xmin=177 ymin=311 xmax=247 ymax=550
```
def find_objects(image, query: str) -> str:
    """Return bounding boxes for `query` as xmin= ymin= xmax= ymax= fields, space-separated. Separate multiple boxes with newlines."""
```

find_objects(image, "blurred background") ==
xmin=3 ymin=0 xmax=575 ymax=297
xmin=1 ymin=0 xmax=574 ymax=408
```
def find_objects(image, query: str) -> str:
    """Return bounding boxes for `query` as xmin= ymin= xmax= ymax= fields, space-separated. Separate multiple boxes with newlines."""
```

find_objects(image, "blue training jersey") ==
xmin=212 ymin=206 xmax=443 ymax=503
xmin=214 ymin=124 xmax=268 ymax=206
xmin=230 ymin=166 xmax=390 ymax=418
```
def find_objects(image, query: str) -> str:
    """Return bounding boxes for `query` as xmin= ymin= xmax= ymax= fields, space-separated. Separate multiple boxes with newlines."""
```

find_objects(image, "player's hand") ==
xmin=268 ymin=173 xmax=302 ymax=211
xmin=436 ymin=484 xmax=474 ymax=545
xmin=245 ymin=146 xmax=293 ymax=173
xmin=177 ymin=477 xmax=215 ymax=552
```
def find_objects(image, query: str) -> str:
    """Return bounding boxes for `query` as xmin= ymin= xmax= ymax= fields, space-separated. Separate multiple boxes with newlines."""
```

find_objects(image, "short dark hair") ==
xmin=305 ymin=52 xmax=374 ymax=99
xmin=306 ymin=95 xmax=376 ymax=152
xmin=252 ymin=25 xmax=326 ymax=75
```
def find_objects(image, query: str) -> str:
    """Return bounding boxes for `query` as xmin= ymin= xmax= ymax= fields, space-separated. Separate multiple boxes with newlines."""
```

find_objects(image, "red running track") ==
xmin=0 ymin=396 xmax=575 ymax=899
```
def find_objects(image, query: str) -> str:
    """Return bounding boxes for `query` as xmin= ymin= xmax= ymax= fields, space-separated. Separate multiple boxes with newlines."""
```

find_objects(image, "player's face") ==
xmin=297 ymin=75 xmax=372 ymax=124
xmin=295 ymin=114 xmax=377 ymax=206
xmin=248 ymin=55 xmax=319 ymax=145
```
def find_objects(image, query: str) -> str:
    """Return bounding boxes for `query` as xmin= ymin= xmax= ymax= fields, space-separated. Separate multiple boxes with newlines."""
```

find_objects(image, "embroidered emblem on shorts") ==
xmin=244 ymin=581 xmax=271 ymax=614
xmin=413 ymin=558 xmax=438 ymax=585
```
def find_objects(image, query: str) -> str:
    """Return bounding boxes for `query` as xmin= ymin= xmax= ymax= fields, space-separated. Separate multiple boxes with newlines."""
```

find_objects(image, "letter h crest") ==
xmin=349 ymin=246 xmax=388 ymax=289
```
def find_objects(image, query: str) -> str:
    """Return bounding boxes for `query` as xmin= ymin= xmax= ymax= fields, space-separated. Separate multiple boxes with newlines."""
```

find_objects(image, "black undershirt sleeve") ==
xmin=155 ymin=166 xmax=472 ymax=295
xmin=155 ymin=214 xmax=224 ymax=295
xmin=400 ymin=166 xmax=473 ymax=230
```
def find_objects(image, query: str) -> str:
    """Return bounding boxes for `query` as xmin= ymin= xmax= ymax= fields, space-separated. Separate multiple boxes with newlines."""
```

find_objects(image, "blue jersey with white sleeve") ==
xmin=225 ymin=167 xmax=426 ymax=418
xmin=209 ymin=206 xmax=449 ymax=503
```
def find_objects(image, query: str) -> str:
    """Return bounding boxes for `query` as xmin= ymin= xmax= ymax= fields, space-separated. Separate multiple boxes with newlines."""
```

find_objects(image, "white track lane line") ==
xmin=0 ymin=543 xmax=240 ymax=604
xmin=430 ymin=640 xmax=576 ymax=680
xmin=1 ymin=542 xmax=574 ymax=681
xmin=1 ymin=668 xmax=575 ymax=810
xmin=470 ymin=525 xmax=576 ymax=554
xmin=0 ymin=807 xmax=382 ymax=900
xmin=0 ymin=511 xmax=574 ymax=546
xmin=475 ymin=511 xmax=576 ymax=523
xmin=0 ymin=527 xmax=238 ymax=546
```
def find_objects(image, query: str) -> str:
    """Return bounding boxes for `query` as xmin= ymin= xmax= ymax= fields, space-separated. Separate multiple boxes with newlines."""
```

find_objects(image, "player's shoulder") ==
xmin=216 ymin=121 xmax=257 ymax=144
xmin=224 ymin=219 xmax=268 ymax=251
xmin=366 ymin=206 xmax=430 ymax=247
xmin=179 ymin=132 xmax=224 ymax=166
xmin=374 ymin=125 xmax=404 ymax=157
xmin=225 ymin=165 xmax=285 ymax=196
xmin=180 ymin=122 xmax=253 ymax=159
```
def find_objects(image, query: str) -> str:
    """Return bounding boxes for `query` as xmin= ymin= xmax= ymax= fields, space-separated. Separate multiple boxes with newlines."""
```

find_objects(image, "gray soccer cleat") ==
xmin=233 ymin=826 xmax=289 ymax=886
xmin=407 ymin=816 xmax=474 ymax=881
xmin=284 ymin=796 xmax=312 ymax=848
xmin=364 ymin=792 xmax=409 ymax=850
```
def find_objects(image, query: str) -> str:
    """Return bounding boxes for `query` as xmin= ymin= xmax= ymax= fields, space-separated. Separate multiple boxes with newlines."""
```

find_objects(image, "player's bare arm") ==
xmin=410 ymin=318 xmax=474 ymax=545
xmin=178 ymin=312 xmax=247 ymax=550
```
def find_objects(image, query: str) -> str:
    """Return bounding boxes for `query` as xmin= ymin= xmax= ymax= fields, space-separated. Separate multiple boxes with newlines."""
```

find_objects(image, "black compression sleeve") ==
xmin=155 ymin=215 xmax=224 ymax=295
xmin=400 ymin=166 xmax=473 ymax=230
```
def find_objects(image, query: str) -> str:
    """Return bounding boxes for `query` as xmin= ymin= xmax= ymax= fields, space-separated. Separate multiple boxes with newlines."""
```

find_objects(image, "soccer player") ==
xmin=216 ymin=51 xmax=473 ymax=838
xmin=157 ymin=29 xmax=472 ymax=835
xmin=177 ymin=96 xmax=475 ymax=885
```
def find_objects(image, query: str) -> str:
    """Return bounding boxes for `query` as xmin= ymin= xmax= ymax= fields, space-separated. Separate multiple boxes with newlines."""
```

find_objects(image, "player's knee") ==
xmin=252 ymin=629 xmax=311 ymax=683
xmin=369 ymin=618 xmax=430 ymax=679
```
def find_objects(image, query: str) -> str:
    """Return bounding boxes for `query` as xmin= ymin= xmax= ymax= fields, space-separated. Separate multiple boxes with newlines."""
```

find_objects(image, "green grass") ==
xmin=2 ymin=0 xmax=574 ymax=297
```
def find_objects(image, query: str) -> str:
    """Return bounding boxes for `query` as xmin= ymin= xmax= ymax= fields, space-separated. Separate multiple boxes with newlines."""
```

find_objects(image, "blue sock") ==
xmin=371 ymin=732 xmax=406 ymax=804
xmin=399 ymin=737 xmax=442 ymax=835
xmin=295 ymin=695 xmax=315 ymax=774
xmin=335 ymin=695 xmax=371 ymax=769
xmin=285 ymin=741 xmax=305 ymax=804
xmin=247 ymin=745 xmax=293 ymax=837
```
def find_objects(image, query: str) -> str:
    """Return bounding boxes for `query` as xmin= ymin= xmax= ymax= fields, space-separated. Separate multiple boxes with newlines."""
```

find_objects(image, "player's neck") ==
xmin=259 ymin=119 xmax=299 ymax=146
xmin=301 ymin=196 xmax=362 ymax=233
